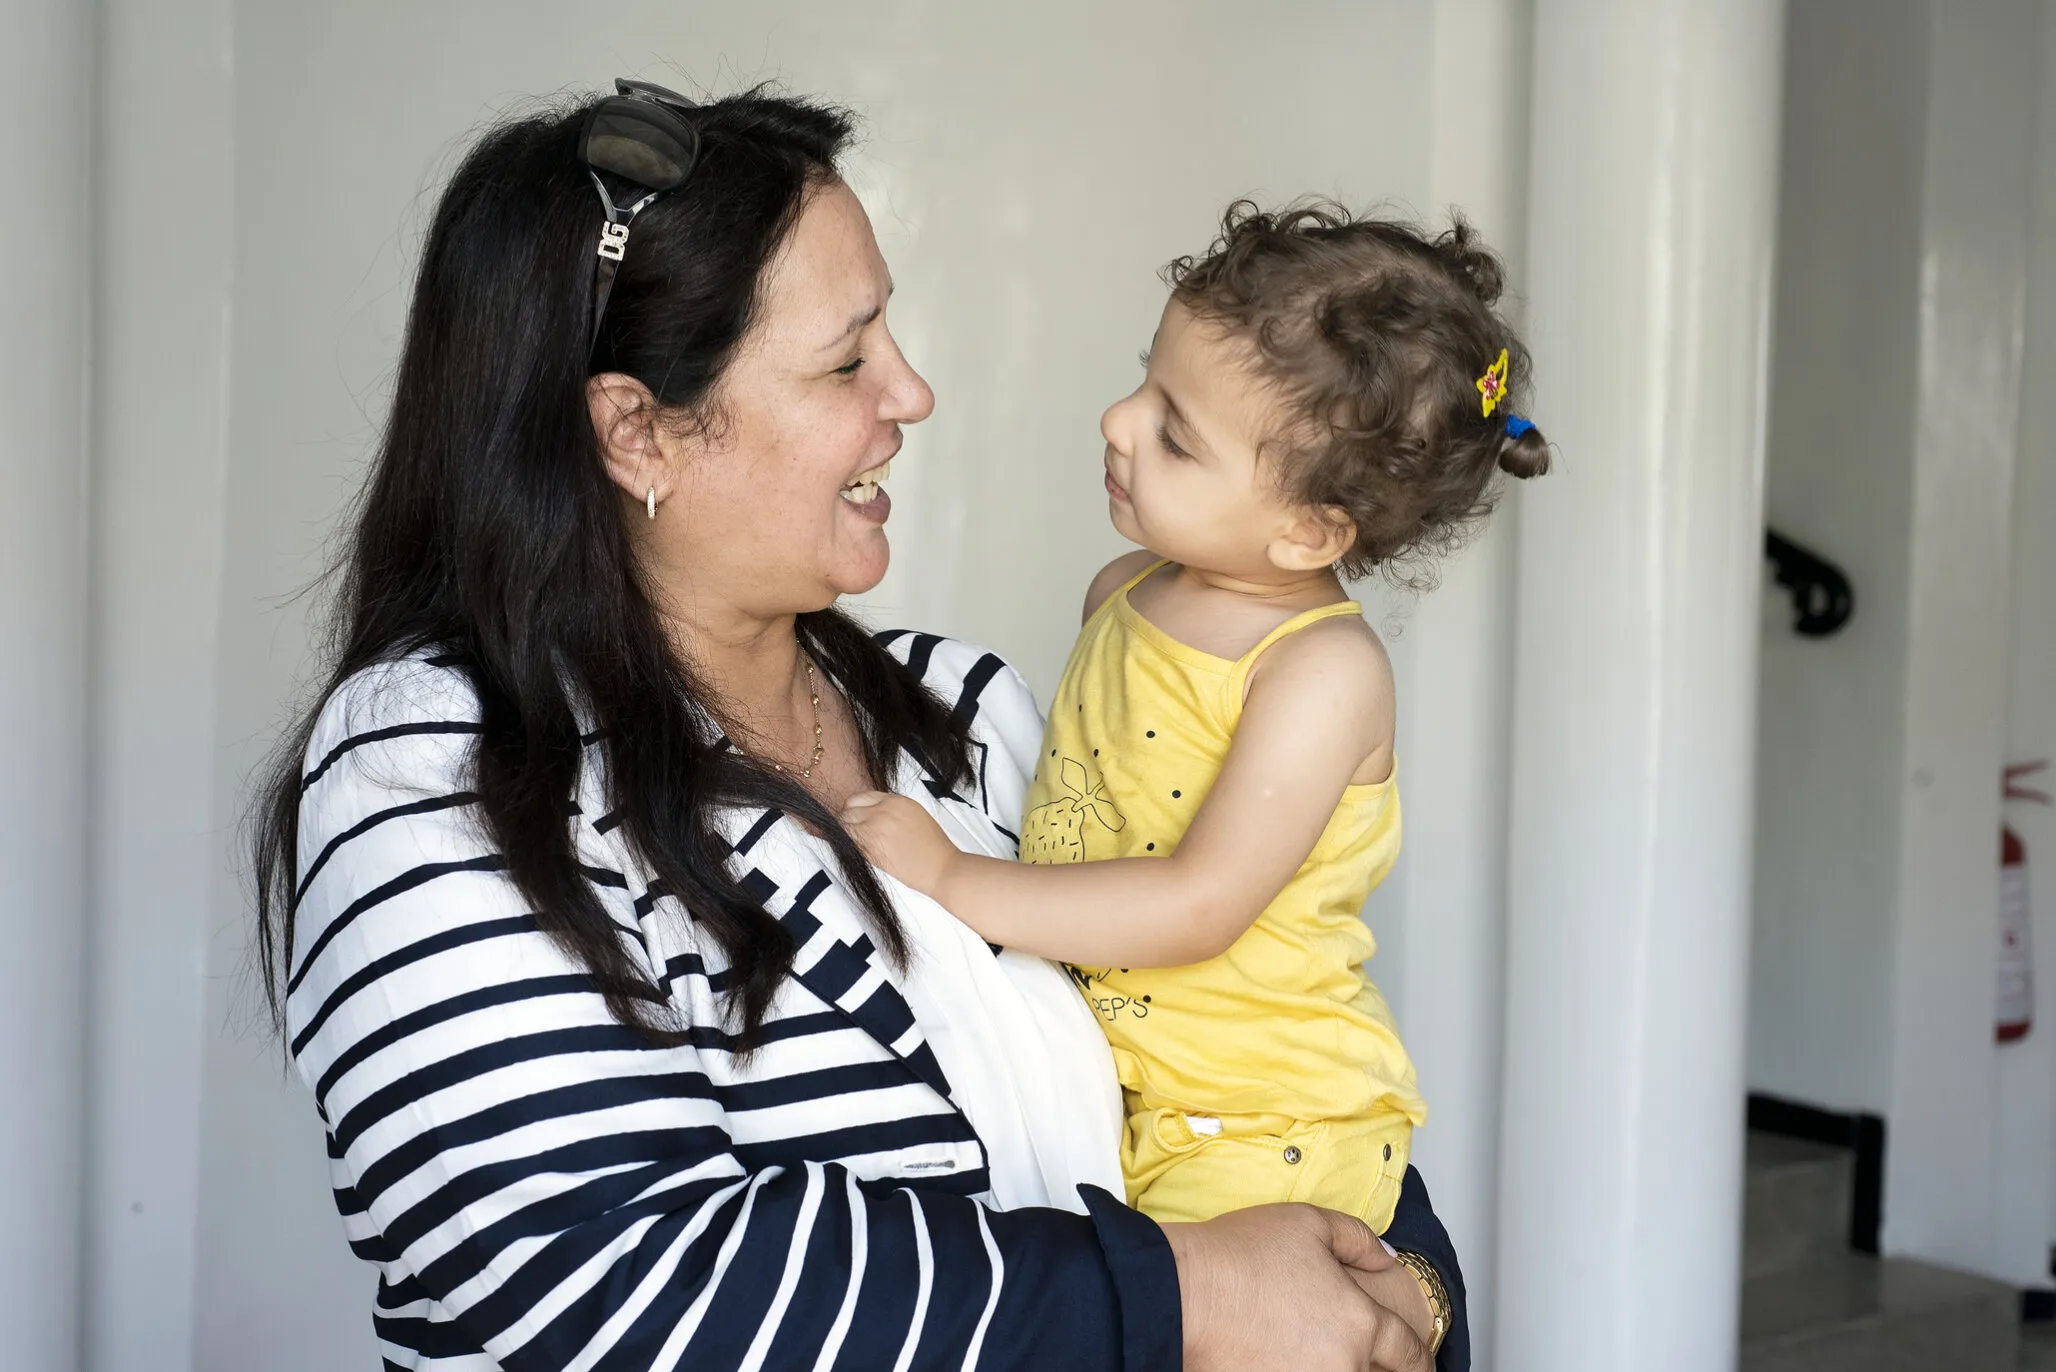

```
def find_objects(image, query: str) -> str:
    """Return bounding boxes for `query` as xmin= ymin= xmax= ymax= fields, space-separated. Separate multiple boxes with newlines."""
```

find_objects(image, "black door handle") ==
xmin=1765 ymin=529 xmax=1854 ymax=637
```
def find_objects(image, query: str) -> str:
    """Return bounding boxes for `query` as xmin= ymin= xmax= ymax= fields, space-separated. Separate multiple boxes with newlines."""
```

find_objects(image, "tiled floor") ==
xmin=2023 ymin=1321 xmax=2056 ymax=1371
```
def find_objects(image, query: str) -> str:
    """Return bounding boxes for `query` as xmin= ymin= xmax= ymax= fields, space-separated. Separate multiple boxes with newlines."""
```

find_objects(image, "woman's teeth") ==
xmin=840 ymin=461 xmax=891 ymax=505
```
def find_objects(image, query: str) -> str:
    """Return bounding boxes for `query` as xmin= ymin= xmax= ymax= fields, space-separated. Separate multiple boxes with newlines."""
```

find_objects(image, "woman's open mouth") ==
xmin=841 ymin=461 xmax=893 ymax=523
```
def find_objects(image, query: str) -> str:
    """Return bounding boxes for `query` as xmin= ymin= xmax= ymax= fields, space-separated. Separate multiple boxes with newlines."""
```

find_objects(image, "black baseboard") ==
xmin=1747 ymin=1092 xmax=1886 ymax=1254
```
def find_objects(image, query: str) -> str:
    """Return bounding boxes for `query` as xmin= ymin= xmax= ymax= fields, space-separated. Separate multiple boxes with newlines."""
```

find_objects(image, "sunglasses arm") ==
xmin=587 ymin=174 xmax=660 ymax=357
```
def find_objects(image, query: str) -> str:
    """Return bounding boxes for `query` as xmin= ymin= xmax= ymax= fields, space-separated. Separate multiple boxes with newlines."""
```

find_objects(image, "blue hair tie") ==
xmin=1504 ymin=414 xmax=1535 ymax=439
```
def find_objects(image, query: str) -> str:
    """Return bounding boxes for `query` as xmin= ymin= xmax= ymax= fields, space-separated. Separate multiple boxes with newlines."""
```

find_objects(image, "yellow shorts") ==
xmin=1123 ymin=1104 xmax=1414 ymax=1230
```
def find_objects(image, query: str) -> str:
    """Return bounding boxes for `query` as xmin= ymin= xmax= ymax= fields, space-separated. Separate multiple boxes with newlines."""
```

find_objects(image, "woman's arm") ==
xmin=845 ymin=618 xmax=1391 ymax=967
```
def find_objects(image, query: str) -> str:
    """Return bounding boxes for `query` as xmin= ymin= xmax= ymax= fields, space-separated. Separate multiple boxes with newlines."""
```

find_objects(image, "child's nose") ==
xmin=1100 ymin=392 xmax=1140 ymax=453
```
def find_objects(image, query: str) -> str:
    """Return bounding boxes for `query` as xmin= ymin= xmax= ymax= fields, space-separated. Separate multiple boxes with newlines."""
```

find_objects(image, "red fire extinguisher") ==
xmin=2000 ymin=761 xmax=2051 ymax=1043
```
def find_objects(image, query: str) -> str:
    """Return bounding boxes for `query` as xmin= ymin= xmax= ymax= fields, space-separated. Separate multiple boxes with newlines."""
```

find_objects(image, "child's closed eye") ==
xmin=1156 ymin=424 xmax=1191 ymax=459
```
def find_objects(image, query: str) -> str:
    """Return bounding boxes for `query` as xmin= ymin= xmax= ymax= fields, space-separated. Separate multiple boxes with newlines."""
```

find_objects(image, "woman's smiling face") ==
xmin=627 ymin=179 xmax=934 ymax=622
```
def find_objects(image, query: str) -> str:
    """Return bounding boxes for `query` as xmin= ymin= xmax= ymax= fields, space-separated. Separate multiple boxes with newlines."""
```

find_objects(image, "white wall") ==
xmin=0 ymin=3 xmax=93 ymax=1370
xmin=81 ymin=1 xmax=235 ymax=1367
xmin=1882 ymin=0 xmax=2039 ymax=1271
xmin=831 ymin=4 xmax=1437 ymax=688
xmin=1747 ymin=0 xmax=1928 ymax=1117
xmin=78 ymin=3 xmax=1531 ymax=1368
xmin=1993 ymin=0 xmax=2056 ymax=1290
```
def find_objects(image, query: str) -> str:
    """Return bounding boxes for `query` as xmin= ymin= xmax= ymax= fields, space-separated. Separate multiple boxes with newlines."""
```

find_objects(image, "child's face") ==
xmin=1099 ymin=299 xmax=1338 ymax=580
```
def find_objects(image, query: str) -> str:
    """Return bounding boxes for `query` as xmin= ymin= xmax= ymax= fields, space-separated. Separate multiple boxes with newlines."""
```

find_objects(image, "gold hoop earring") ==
xmin=646 ymin=486 xmax=658 ymax=520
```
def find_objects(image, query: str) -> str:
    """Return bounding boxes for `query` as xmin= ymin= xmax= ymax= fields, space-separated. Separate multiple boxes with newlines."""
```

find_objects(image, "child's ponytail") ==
xmin=1499 ymin=421 xmax=1552 ymax=479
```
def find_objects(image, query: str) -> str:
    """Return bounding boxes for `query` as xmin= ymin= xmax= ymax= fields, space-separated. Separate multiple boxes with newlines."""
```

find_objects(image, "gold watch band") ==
xmin=1390 ymin=1249 xmax=1451 ymax=1356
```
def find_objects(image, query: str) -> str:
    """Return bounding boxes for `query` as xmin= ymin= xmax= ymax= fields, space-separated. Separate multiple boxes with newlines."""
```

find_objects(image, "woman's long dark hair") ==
xmin=252 ymin=87 xmax=972 ymax=1046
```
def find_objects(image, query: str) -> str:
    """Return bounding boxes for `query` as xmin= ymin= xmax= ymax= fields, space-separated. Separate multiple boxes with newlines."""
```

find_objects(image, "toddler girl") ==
xmin=845 ymin=201 xmax=1546 ymax=1243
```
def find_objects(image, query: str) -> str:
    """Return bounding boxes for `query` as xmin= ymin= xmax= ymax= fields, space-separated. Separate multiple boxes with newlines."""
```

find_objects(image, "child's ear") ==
xmin=1267 ymin=505 xmax=1356 ymax=572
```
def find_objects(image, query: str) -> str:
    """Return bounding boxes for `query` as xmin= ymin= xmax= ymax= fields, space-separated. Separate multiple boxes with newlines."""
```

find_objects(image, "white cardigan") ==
xmin=285 ymin=632 xmax=1166 ymax=1372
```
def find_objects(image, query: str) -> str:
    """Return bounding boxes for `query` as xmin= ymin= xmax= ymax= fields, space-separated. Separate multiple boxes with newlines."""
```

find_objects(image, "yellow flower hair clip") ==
xmin=1476 ymin=348 xmax=1510 ymax=418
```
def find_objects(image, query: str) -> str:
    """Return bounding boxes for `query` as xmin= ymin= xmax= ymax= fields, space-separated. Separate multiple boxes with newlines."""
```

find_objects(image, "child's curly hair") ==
xmin=1166 ymin=200 xmax=1548 ymax=583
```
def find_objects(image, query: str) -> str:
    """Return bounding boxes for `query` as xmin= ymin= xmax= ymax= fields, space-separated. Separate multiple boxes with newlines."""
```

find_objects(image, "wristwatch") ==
xmin=1390 ymin=1249 xmax=1451 ymax=1355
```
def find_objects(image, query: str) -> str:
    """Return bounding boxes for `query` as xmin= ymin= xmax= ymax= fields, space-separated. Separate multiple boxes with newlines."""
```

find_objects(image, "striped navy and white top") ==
xmin=285 ymin=632 xmax=1467 ymax=1372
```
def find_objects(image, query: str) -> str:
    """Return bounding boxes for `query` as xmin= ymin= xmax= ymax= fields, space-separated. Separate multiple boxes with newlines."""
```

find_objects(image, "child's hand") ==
xmin=840 ymin=792 xmax=959 ymax=897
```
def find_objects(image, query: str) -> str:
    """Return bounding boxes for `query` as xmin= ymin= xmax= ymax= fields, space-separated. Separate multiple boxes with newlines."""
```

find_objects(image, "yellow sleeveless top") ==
xmin=1020 ymin=563 xmax=1428 ymax=1132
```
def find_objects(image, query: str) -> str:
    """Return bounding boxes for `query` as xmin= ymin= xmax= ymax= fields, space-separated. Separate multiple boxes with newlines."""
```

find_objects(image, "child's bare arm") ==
xmin=842 ymin=618 xmax=1393 ymax=967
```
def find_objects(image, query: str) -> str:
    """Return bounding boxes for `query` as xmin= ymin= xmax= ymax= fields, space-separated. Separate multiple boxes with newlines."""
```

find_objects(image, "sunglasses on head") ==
xmin=579 ymin=78 xmax=702 ymax=357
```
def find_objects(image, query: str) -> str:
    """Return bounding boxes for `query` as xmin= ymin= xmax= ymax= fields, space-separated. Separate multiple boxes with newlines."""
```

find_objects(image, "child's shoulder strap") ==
xmin=1225 ymin=600 xmax=1366 ymax=700
xmin=1118 ymin=557 xmax=1172 ymax=598
xmin=1089 ymin=556 xmax=1172 ymax=621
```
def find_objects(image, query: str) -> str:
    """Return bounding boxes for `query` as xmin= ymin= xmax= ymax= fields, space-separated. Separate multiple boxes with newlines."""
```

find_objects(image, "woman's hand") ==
xmin=841 ymin=792 xmax=960 ymax=895
xmin=1346 ymin=1248 xmax=1439 ymax=1352
xmin=1162 ymin=1204 xmax=1432 ymax=1372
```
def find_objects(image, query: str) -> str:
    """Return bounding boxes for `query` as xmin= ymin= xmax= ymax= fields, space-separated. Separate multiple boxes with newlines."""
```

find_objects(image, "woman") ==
xmin=253 ymin=82 xmax=1467 ymax=1372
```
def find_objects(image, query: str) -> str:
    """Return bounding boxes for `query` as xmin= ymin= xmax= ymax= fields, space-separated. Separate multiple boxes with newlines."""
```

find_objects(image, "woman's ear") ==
xmin=587 ymin=372 xmax=669 ymax=506
xmin=1267 ymin=505 xmax=1357 ymax=573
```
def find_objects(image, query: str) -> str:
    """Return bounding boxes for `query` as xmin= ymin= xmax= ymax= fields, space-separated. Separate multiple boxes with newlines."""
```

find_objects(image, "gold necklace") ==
xmin=735 ymin=653 xmax=826 ymax=781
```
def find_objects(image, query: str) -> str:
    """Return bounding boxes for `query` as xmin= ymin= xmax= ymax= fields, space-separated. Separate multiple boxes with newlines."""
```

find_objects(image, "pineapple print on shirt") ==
xmin=1022 ymin=756 xmax=1126 ymax=863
